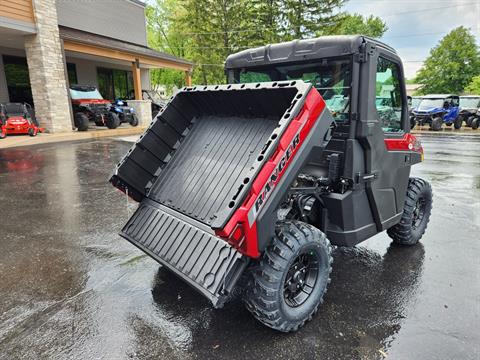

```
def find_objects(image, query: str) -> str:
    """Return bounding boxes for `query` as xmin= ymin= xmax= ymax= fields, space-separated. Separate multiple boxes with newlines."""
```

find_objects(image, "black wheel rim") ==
xmin=412 ymin=197 xmax=426 ymax=229
xmin=283 ymin=251 xmax=319 ymax=307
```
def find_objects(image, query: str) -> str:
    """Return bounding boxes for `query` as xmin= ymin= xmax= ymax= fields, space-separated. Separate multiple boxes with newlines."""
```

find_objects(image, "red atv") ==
xmin=0 ymin=103 xmax=44 ymax=139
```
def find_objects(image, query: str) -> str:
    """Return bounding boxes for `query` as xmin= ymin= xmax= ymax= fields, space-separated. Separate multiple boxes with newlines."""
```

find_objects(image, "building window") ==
xmin=67 ymin=63 xmax=78 ymax=85
xmin=97 ymin=67 xmax=134 ymax=100
xmin=2 ymin=55 xmax=33 ymax=105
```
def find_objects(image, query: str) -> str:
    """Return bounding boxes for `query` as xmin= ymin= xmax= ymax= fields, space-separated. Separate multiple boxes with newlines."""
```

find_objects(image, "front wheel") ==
xmin=466 ymin=116 xmax=474 ymax=127
xmin=74 ymin=113 xmax=89 ymax=131
xmin=387 ymin=178 xmax=432 ymax=246
xmin=244 ymin=221 xmax=332 ymax=332
xmin=471 ymin=118 xmax=479 ymax=130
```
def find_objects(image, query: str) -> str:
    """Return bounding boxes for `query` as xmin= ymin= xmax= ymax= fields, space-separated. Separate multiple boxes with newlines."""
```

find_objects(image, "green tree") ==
xmin=282 ymin=0 xmax=346 ymax=39
xmin=464 ymin=75 xmax=480 ymax=94
xmin=327 ymin=13 xmax=387 ymax=38
xmin=146 ymin=0 xmax=190 ymax=93
xmin=415 ymin=26 xmax=480 ymax=94
xmin=146 ymin=0 xmax=390 ymax=88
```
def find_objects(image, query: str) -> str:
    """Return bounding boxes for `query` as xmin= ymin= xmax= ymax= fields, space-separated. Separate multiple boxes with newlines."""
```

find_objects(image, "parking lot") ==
xmin=0 ymin=134 xmax=479 ymax=360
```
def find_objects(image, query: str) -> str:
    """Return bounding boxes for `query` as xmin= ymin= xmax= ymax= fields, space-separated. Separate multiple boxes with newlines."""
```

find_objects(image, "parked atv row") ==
xmin=70 ymin=85 xmax=139 ymax=131
xmin=409 ymin=94 xmax=480 ymax=131
xmin=0 ymin=102 xmax=44 ymax=139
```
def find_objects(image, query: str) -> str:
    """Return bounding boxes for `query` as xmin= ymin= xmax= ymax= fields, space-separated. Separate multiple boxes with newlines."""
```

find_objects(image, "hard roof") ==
xmin=225 ymin=35 xmax=396 ymax=69
xmin=460 ymin=95 xmax=480 ymax=98
xmin=423 ymin=94 xmax=459 ymax=98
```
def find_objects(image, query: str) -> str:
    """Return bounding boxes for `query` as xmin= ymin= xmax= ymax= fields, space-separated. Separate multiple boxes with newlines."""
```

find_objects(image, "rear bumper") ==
xmin=121 ymin=199 xmax=247 ymax=308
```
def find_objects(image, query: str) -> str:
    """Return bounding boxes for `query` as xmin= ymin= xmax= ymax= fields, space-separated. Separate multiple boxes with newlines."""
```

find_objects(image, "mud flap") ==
xmin=120 ymin=199 xmax=247 ymax=308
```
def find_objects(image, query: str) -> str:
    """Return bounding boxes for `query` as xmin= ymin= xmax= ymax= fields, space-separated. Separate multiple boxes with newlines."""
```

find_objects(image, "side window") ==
xmin=376 ymin=57 xmax=403 ymax=132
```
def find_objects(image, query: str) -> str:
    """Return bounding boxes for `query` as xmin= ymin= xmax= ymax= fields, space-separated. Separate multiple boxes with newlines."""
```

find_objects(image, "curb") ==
xmin=0 ymin=126 xmax=147 ymax=149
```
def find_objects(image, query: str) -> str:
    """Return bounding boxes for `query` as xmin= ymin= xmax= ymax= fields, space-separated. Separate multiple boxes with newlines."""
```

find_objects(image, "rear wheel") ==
xmin=74 ymin=113 xmax=89 ymax=131
xmin=244 ymin=221 xmax=332 ymax=332
xmin=387 ymin=178 xmax=432 ymax=246
xmin=471 ymin=118 xmax=479 ymax=130
xmin=106 ymin=113 xmax=120 ymax=129
xmin=453 ymin=116 xmax=462 ymax=129
xmin=129 ymin=114 xmax=139 ymax=127
xmin=430 ymin=117 xmax=443 ymax=131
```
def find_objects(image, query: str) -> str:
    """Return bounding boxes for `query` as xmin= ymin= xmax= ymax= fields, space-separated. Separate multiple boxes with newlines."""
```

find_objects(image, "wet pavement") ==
xmin=0 ymin=135 xmax=479 ymax=360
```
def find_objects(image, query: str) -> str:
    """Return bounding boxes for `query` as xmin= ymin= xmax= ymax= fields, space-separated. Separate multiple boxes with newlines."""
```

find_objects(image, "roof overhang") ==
xmin=60 ymin=26 xmax=192 ymax=72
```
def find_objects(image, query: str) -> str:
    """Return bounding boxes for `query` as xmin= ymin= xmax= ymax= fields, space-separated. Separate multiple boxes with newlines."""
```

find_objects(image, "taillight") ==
xmin=385 ymin=133 xmax=423 ymax=154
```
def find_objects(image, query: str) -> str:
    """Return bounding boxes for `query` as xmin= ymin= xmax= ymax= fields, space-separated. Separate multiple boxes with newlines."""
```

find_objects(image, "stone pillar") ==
xmin=128 ymin=100 xmax=152 ymax=127
xmin=24 ymin=0 xmax=72 ymax=133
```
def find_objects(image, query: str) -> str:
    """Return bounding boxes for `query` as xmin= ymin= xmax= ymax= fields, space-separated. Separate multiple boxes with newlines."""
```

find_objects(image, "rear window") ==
xmin=235 ymin=57 xmax=352 ymax=122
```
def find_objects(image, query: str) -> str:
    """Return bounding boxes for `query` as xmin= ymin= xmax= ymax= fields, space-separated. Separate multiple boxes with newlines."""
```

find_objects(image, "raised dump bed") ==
xmin=111 ymin=81 xmax=331 ymax=306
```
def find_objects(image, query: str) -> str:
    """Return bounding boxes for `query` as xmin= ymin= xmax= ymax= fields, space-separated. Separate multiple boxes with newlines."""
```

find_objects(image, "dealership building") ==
xmin=0 ymin=0 xmax=192 ymax=132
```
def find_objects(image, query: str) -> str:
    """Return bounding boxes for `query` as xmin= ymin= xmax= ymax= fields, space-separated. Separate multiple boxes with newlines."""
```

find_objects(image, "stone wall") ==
xmin=24 ymin=0 xmax=72 ymax=133
xmin=128 ymin=100 xmax=152 ymax=127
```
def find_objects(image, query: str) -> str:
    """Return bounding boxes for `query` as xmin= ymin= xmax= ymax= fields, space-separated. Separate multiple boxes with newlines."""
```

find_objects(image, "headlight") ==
xmin=130 ymin=108 xmax=135 ymax=113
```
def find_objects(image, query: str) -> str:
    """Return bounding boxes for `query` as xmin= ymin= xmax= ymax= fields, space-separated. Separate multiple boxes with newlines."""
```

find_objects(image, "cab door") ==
xmin=357 ymin=46 xmax=412 ymax=231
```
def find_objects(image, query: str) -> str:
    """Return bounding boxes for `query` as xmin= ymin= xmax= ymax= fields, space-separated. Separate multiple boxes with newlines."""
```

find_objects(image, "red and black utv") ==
xmin=110 ymin=36 xmax=433 ymax=332
xmin=0 ymin=103 xmax=43 ymax=139
xmin=69 ymin=85 xmax=120 ymax=131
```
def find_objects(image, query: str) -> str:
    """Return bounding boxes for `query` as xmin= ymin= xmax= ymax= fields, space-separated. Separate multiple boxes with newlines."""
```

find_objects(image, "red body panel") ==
xmin=71 ymin=99 xmax=111 ymax=106
xmin=215 ymin=89 xmax=327 ymax=258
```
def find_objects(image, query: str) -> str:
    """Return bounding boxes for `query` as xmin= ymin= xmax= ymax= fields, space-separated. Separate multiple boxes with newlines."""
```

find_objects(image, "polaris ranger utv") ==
xmin=110 ymin=36 xmax=432 ymax=332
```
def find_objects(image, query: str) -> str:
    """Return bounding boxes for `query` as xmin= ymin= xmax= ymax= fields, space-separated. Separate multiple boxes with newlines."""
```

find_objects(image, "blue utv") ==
xmin=110 ymin=99 xmax=139 ymax=127
xmin=411 ymin=94 xmax=460 ymax=131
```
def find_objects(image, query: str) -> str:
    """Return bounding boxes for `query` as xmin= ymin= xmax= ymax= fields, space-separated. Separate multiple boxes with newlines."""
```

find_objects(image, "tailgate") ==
xmin=121 ymin=199 xmax=246 ymax=307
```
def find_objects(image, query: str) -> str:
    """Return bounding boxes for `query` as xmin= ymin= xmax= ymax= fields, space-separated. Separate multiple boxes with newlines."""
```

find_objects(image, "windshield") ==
xmin=232 ymin=57 xmax=352 ymax=121
xmin=459 ymin=97 xmax=480 ymax=108
xmin=70 ymin=88 xmax=103 ymax=100
xmin=418 ymin=98 xmax=444 ymax=110
xmin=143 ymin=90 xmax=158 ymax=102
xmin=411 ymin=97 xmax=422 ymax=108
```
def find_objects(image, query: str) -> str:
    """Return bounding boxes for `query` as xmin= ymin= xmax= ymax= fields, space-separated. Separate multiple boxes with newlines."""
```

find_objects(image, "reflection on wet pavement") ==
xmin=0 ymin=136 xmax=479 ymax=360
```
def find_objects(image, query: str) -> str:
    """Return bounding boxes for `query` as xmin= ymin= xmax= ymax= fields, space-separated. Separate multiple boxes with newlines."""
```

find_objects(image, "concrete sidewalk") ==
xmin=0 ymin=125 xmax=146 ymax=149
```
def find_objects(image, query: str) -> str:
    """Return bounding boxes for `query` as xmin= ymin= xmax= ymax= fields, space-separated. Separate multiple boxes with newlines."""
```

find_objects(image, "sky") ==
xmin=344 ymin=0 xmax=480 ymax=79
